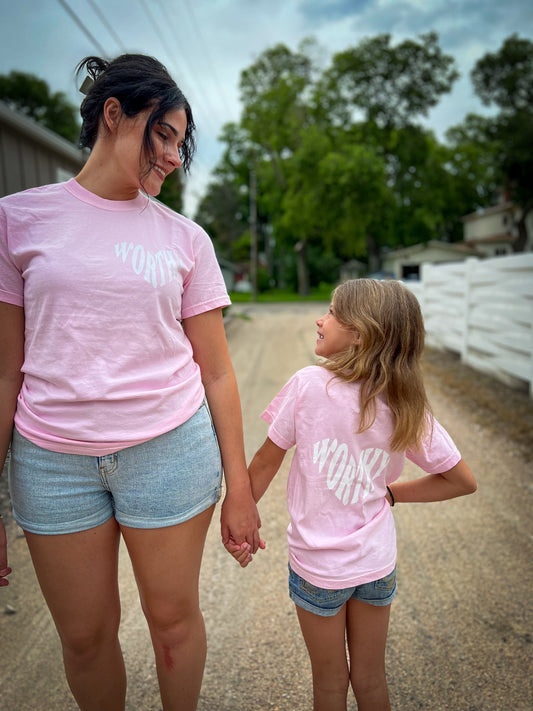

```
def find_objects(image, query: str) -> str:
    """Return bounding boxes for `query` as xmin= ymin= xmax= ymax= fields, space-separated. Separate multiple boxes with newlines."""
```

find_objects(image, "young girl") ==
xmin=226 ymin=278 xmax=477 ymax=711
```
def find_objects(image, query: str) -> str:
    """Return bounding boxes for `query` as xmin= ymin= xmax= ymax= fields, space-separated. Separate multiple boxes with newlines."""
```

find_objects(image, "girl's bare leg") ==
xmin=346 ymin=599 xmax=391 ymax=711
xmin=25 ymin=518 xmax=125 ymax=711
xmin=295 ymin=604 xmax=349 ymax=711
xmin=120 ymin=505 xmax=215 ymax=711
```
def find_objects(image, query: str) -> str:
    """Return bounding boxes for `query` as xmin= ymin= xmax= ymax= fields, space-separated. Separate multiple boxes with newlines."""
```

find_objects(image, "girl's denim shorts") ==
xmin=289 ymin=563 xmax=397 ymax=617
xmin=9 ymin=402 xmax=222 ymax=535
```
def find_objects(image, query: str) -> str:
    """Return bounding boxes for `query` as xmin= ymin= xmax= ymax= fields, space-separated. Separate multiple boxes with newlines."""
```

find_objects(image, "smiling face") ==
xmin=137 ymin=108 xmax=188 ymax=196
xmin=106 ymin=103 xmax=188 ymax=198
xmin=315 ymin=302 xmax=359 ymax=358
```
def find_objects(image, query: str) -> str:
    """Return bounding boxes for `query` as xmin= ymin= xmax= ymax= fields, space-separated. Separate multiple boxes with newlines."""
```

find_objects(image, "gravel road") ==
xmin=1 ymin=302 xmax=532 ymax=710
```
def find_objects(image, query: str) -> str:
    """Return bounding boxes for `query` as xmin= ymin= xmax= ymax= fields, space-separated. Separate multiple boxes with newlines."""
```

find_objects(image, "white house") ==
xmin=381 ymin=240 xmax=479 ymax=280
xmin=461 ymin=201 xmax=533 ymax=257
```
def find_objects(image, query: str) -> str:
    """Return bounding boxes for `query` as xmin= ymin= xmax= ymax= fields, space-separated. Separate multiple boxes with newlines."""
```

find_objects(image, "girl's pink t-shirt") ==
xmin=0 ymin=179 xmax=230 ymax=454
xmin=262 ymin=366 xmax=461 ymax=589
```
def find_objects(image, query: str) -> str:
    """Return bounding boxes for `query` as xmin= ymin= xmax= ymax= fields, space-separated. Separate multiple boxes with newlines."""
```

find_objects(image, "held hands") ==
xmin=224 ymin=536 xmax=266 ymax=568
xmin=0 ymin=517 xmax=12 ymax=587
xmin=220 ymin=482 xmax=263 ymax=554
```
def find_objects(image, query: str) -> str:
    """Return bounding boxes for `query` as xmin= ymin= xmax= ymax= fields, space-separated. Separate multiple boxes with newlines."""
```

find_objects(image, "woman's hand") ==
xmin=220 ymin=483 xmax=264 ymax=554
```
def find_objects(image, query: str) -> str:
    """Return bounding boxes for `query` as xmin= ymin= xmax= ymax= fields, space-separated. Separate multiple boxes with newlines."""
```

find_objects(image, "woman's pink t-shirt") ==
xmin=0 ymin=179 xmax=230 ymax=454
xmin=262 ymin=366 xmax=461 ymax=589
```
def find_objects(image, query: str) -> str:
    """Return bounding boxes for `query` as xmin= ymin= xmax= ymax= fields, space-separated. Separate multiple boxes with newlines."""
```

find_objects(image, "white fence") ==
xmin=405 ymin=253 xmax=533 ymax=397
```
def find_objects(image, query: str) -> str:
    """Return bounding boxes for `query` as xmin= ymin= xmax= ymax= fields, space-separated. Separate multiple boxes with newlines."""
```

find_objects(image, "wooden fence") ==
xmin=405 ymin=253 xmax=533 ymax=397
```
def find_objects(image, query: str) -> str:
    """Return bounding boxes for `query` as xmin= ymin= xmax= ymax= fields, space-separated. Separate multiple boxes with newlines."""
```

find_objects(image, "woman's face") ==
xmin=114 ymin=106 xmax=188 ymax=197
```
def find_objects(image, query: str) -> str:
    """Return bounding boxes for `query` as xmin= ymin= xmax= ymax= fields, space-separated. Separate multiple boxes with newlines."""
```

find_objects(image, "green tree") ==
xmin=470 ymin=34 xmax=533 ymax=251
xmin=157 ymin=170 xmax=185 ymax=214
xmin=0 ymin=70 xmax=80 ymax=143
xmin=315 ymin=32 xmax=459 ymax=130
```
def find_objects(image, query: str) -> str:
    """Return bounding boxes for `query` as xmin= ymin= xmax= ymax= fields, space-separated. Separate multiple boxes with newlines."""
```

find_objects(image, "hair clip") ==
xmin=79 ymin=76 xmax=95 ymax=95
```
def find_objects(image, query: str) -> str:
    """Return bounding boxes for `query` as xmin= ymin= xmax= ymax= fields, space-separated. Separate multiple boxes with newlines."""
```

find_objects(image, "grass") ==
xmin=229 ymin=284 xmax=334 ymax=303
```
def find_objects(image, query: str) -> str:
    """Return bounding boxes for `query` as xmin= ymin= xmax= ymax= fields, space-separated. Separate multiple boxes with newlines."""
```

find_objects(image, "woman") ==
xmin=0 ymin=53 xmax=260 ymax=711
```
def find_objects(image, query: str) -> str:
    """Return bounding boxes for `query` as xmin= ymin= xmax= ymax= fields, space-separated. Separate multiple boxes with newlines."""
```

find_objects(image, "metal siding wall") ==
xmin=0 ymin=118 xmax=85 ymax=198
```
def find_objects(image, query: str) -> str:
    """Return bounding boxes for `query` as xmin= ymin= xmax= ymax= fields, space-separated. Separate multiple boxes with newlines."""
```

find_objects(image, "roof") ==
xmin=461 ymin=202 xmax=516 ymax=222
xmin=383 ymin=240 xmax=479 ymax=259
xmin=463 ymin=233 xmax=515 ymax=245
xmin=0 ymin=100 xmax=86 ymax=165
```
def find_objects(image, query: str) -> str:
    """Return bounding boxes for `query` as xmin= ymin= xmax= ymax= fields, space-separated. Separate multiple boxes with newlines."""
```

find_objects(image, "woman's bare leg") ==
xmin=120 ymin=505 xmax=215 ymax=711
xmin=295 ymin=604 xmax=349 ymax=711
xmin=25 ymin=518 xmax=125 ymax=711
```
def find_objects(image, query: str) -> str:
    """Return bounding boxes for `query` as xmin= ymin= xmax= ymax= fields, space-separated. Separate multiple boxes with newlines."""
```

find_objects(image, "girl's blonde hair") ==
xmin=321 ymin=278 xmax=431 ymax=451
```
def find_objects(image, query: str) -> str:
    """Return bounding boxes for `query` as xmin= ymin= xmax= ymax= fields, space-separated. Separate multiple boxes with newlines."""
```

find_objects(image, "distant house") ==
xmin=460 ymin=201 xmax=533 ymax=257
xmin=339 ymin=259 xmax=366 ymax=282
xmin=0 ymin=100 xmax=86 ymax=198
xmin=381 ymin=240 xmax=479 ymax=280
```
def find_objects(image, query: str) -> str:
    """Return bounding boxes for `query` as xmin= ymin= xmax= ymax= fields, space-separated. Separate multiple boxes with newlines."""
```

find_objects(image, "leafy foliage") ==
xmin=195 ymin=32 xmax=532 ymax=291
xmin=0 ymin=70 xmax=80 ymax=143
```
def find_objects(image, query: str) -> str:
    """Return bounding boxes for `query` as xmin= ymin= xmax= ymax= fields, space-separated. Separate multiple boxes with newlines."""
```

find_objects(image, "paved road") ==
xmin=1 ymin=302 xmax=532 ymax=710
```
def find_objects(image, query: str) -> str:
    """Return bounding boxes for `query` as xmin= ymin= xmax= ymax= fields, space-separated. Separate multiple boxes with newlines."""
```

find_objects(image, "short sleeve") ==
xmin=406 ymin=417 xmax=461 ymax=473
xmin=261 ymin=373 xmax=301 ymax=450
xmin=0 ymin=204 xmax=24 ymax=306
xmin=180 ymin=225 xmax=230 ymax=319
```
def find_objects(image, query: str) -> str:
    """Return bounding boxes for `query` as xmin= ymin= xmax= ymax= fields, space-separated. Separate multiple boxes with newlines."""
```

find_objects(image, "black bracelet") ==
xmin=386 ymin=486 xmax=395 ymax=507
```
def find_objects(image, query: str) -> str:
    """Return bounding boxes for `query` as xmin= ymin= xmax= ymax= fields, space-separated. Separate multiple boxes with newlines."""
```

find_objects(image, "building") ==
xmin=381 ymin=240 xmax=479 ymax=280
xmin=0 ymin=100 xmax=86 ymax=198
xmin=461 ymin=201 xmax=533 ymax=257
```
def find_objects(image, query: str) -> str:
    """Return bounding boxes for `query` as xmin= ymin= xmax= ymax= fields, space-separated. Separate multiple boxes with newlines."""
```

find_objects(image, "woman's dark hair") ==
xmin=76 ymin=54 xmax=196 ymax=173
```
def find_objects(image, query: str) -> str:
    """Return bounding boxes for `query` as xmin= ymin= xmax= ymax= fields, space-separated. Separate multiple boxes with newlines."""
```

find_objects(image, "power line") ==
xmin=181 ymin=0 xmax=234 ymax=116
xmin=56 ymin=0 xmax=107 ymax=56
xmin=85 ymin=0 xmax=127 ymax=53
xmin=147 ymin=0 xmax=223 ymax=136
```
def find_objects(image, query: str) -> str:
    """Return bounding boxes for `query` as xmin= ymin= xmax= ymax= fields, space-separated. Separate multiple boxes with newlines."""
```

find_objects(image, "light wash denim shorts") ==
xmin=9 ymin=402 xmax=222 ymax=535
xmin=288 ymin=563 xmax=397 ymax=617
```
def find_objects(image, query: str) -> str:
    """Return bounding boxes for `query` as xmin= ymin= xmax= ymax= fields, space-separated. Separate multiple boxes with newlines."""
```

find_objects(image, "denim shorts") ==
xmin=9 ymin=402 xmax=222 ymax=535
xmin=288 ymin=563 xmax=397 ymax=617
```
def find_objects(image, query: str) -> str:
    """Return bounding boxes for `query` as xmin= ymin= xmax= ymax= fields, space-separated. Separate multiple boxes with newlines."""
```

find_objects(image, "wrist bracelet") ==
xmin=386 ymin=486 xmax=395 ymax=507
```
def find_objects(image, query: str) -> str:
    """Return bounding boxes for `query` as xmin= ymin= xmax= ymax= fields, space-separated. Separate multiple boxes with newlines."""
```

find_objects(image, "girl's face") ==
xmin=315 ymin=303 xmax=358 ymax=358
xmin=114 ymin=106 xmax=187 ymax=197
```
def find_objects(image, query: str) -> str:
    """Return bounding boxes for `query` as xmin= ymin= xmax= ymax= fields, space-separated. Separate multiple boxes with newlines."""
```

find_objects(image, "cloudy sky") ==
xmin=1 ymin=0 xmax=531 ymax=216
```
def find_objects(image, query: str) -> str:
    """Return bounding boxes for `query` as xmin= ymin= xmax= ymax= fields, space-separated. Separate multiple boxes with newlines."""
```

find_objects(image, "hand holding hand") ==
xmin=223 ymin=536 xmax=266 ymax=568
xmin=220 ymin=483 xmax=263 ymax=553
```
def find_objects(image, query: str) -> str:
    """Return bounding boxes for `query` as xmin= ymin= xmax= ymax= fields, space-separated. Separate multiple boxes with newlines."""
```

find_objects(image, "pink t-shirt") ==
xmin=0 ymin=179 xmax=230 ymax=454
xmin=262 ymin=366 xmax=461 ymax=589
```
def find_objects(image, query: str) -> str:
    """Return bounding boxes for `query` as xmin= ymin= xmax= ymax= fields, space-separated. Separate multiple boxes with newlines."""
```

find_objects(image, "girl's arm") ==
xmin=248 ymin=436 xmax=287 ymax=503
xmin=387 ymin=458 xmax=477 ymax=506
xmin=0 ymin=302 xmax=25 ymax=586
xmin=183 ymin=308 xmax=261 ymax=552
xmin=224 ymin=437 xmax=286 ymax=567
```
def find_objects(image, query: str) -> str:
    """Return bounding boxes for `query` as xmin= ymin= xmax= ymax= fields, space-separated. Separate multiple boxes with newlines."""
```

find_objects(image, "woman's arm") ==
xmin=182 ymin=308 xmax=261 ymax=552
xmin=0 ymin=302 xmax=24 ymax=586
xmin=387 ymin=458 xmax=477 ymax=505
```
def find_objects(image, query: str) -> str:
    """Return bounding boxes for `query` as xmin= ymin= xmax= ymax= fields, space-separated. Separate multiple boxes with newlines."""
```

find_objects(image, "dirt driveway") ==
xmin=1 ymin=302 xmax=532 ymax=710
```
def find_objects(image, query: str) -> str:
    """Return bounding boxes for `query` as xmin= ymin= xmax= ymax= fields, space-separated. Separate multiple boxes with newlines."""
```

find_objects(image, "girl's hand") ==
xmin=224 ymin=538 xmax=253 ymax=568
xmin=224 ymin=535 xmax=266 ymax=568
xmin=0 ymin=517 xmax=11 ymax=587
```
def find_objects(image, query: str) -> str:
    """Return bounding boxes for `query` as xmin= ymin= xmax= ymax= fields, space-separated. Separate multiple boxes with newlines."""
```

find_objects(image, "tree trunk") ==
xmin=513 ymin=199 xmax=533 ymax=253
xmin=366 ymin=233 xmax=381 ymax=273
xmin=294 ymin=240 xmax=310 ymax=296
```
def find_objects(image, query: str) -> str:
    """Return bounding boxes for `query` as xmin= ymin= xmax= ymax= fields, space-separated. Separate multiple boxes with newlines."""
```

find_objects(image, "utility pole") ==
xmin=249 ymin=165 xmax=258 ymax=301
